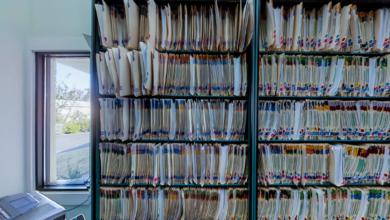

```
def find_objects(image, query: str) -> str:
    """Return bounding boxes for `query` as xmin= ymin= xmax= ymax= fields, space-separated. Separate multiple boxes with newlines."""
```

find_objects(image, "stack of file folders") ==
xmin=95 ymin=0 xmax=149 ymax=49
xmin=258 ymin=187 xmax=390 ymax=220
xmin=258 ymin=143 xmax=329 ymax=186
xmin=259 ymin=54 xmax=390 ymax=97
xmin=258 ymin=143 xmax=390 ymax=186
xmin=100 ymin=142 xmax=248 ymax=186
xmin=155 ymin=1 xmax=254 ymax=52
xmin=95 ymin=0 xmax=255 ymax=52
xmin=258 ymin=100 xmax=390 ymax=140
xmin=99 ymin=98 xmax=247 ymax=141
xmin=96 ymin=47 xmax=248 ymax=97
xmin=100 ymin=187 xmax=248 ymax=220
xmin=261 ymin=1 xmax=390 ymax=53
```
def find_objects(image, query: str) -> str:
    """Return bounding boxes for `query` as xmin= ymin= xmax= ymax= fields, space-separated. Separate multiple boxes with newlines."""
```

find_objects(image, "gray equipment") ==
xmin=0 ymin=192 xmax=65 ymax=220
xmin=0 ymin=193 xmax=38 ymax=220
xmin=71 ymin=214 xmax=85 ymax=220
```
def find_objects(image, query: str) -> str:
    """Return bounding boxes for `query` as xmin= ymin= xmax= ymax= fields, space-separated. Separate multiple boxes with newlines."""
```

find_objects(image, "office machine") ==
xmin=0 ymin=191 xmax=65 ymax=220
xmin=70 ymin=214 xmax=85 ymax=220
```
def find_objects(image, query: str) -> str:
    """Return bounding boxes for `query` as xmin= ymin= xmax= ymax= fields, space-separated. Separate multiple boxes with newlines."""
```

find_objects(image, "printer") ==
xmin=0 ymin=191 xmax=65 ymax=220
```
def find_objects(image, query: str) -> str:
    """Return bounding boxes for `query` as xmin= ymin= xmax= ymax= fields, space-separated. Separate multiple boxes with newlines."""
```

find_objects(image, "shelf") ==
xmin=156 ymin=49 xmax=247 ymax=55
xmin=257 ymin=140 xmax=390 ymax=143
xmin=154 ymin=0 xmax=245 ymax=3
xmin=258 ymin=96 xmax=390 ymax=100
xmin=99 ymin=94 xmax=248 ymax=100
xmin=271 ymin=0 xmax=390 ymax=10
xmin=259 ymin=51 xmax=390 ymax=56
xmin=102 ymin=182 xmax=386 ymax=187
xmin=104 ymin=0 xmax=147 ymax=7
xmin=101 ymin=139 xmax=249 ymax=143
xmin=105 ymin=4 xmax=124 ymax=7
xmin=154 ymin=0 xmax=246 ymax=7
xmin=99 ymin=48 xmax=247 ymax=55
xmin=258 ymin=182 xmax=387 ymax=187
xmin=272 ymin=0 xmax=390 ymax=3
xmin=100 ymin=183 xmax=248 ymax=187
xmin=99 ymin=48 xmax=141 ymax=52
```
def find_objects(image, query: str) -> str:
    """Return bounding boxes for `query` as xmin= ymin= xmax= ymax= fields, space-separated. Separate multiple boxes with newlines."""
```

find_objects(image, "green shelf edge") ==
xmin=259 ymin=51 xmax=390 ymax=56
xmin=257 ymin=140 xmax=390 ymax=143
xmin=100 ymin=183 xmax=248 ymax=187
xmin=99 ymin=94 xmax=249 ymax=99
xmin=257 ymin=182 xmax=389 ymax=187
xmin=258 ymin=96 xmax=390 ymax=100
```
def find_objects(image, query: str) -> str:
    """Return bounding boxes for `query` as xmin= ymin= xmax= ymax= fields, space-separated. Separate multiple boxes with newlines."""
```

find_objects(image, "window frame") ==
xmin=35 ymin=52 xmax=91 ymax=191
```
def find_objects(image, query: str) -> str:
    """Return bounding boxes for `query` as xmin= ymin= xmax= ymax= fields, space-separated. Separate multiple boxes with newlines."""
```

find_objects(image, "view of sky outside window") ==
xmin=51 ymin=57 xmax=90 ymax=184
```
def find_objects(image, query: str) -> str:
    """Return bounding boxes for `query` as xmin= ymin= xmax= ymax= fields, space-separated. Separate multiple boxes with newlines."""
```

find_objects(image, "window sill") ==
xmin=37 ymin=185 xmax=88 ymax=191
xmin=40 ymin=189 xmax=90 ymax=206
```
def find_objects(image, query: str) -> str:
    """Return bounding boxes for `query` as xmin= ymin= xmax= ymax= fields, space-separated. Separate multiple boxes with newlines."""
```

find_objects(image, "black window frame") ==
xmin=35 ymin=52 xmax=91 ymax=191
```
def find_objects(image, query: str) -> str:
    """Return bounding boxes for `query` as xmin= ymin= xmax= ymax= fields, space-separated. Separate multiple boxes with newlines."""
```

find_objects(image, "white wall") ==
xmin=28 ymin=0 xmax=91 ymax=51
xmin=27 ymin=1 xmax=92 ymax=219
xmin=41 ymin=192 xmax=91 ymax=220
xmin=0 ymin=0 xmax=92 ymax=219
xmin=0 ymin=0 xmax=31 ymax=198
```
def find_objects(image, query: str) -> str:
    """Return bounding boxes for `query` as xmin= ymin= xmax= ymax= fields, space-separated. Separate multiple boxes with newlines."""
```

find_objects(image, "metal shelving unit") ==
xmin=90 ymin=0 xmax=253 ymax=219
xmin=254 ymin=0 xmax=390 ymax=218
xmin=91 ymin=0 xmax=390 ymax=219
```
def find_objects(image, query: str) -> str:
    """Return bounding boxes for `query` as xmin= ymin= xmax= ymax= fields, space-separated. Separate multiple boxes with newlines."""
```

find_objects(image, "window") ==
xmin=36 ymin=52 xmax=90 ymax=190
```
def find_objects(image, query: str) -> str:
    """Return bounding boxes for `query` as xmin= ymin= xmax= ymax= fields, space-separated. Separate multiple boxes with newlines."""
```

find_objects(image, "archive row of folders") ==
xmin=95 ymin=0 xmax=254 ymax=51
xmin=258 ymin=54 xmax=390 ymax=97
xmin=99 ymin=186 xmax=390 ymax=220
xmin=99 ymin=187 xmax=248 ymax=220
xmin=100 ymin=142 xmax=248 ymax=185
xmin=258 ymin=143 xmax=390 ymax=187
xmin=257 ymin=187 xmax=390 ymax=220
xmin=97 ymin=49 xmax=248 ymax=97
xmin=262 ymin=1 xmax=390 ymax=53
xmin=99 ymin=98 xmax=247 ymax=141
xmin=257 ymin=100 xmax=390 ymax=140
